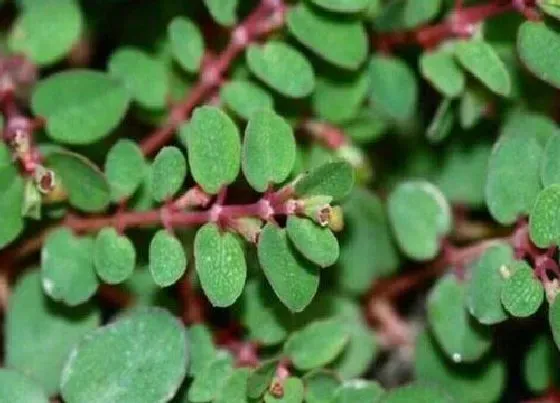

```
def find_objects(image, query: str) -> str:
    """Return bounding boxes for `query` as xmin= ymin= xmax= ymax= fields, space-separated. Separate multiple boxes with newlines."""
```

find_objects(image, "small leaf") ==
xmin=334 ymin=380 xmax=385 ymax=403
xmin=188 ymin=324 xmax=218 ymax=377
xmin=242 ymin=108 xmax=296 ymax=192
xmin=304 ymin=370 xmax=340 ymax=403
xmin=60 ymin=309 xmax=188 ymax=403
xmin=295 ymin=161 xmax=354 ymax=202
xmin=518 ymin=21 xmax=560 ymax=89
xmin=428 ymin=275 xmax=492 ymax=363
xmin=368 ymin=55 xmax=418 ymax=122
xmin=168 ymin=17 xmax=204 ymax=73
xmin=529 ymin=185 xmax=560 ymax=248
xmin=284 ymin=319 xmax=349 ymax=371
xmin=258 ymin=223 xmax=320 ymax=312
xmin=5 ymin=270 xmax=100 ymax=396
xmin=94 ymin=228 xmax=136 ymax=284
xmin=454 ymin=40 xmax=511 ymax=97
xmin=41 ymin=229 xmax=99 ymax=306
xmin=387 ymin=181 xmax=452 ymax=261
xmin=194 ymin=223 xmax=247 ymax=307
xmin=108 ymin=48 xmax=168 ymax=109
xmin=46 ymin=151 xmax=110 ymax=212
xmin=0 ymin=369 xmax=49 ymax=403
xmin=246 ymin=41 xmax=315 ymax=98
xmin=287 ymin=3 xmax=367 ymax=70
xmin=310 ymin=0 xmax=370 ymax=13
xmin=466 ymin=243 xmax=513 ymax=325
xmin=248 ymin=359 xmax=279 ymax=399
xmin=151 ymin=146 xmax=187 ymax=202
xmin=286 ymin=216 xmax=339 ymax=268
xmin=419 ymin=50 xmax=465 ymax=98
xmin=105 ymin=139 xmax=146 ymax=202
xmin=426 ymin=99 xmax=454 ymax=143
xmin=180 ymin=106 xmax=241 ymax=194
xmin=188 ymin=352 xmax=234 ymax=402
xmin=32 ymin=70 xmax=130 ymax=145
xmin=221 ymin=80 xmax=274 ymax=120
xmin=203 ymin=0 xmax=238 ymax=26
xmin=264 ymin=377 xmax=304 ymax=403
xmin=380 ymin=383 xmax=452 ymax=403
xmin=501 ymin=261 xmax=544 ymax=317
xmin=8 ymin=0 xmax=82 ymax=66
xmin=149 ymin=230 xmax=187 ymax=287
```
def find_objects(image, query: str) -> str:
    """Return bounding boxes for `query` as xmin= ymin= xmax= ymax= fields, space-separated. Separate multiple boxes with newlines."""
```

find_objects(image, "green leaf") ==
xmin=46 ymin=150 xmax=110 ymax=212
xmin=310 ymin=0 xmax=370 ymax=13
xmin=180 ymin=106 xmax=241 ymax=194
xmin=188 ymin=352 xmax=233 ymax=402
xmin=246 ymin=41 xmax=315 ymax=98
xmin=188 ymin=324 xmax=218 ymax=377
xmin=8 ymin=0 xmax=82 ymax=65
xmin=428 ymin=275 xmax=492 ymax=363
xmin=221 ymin=80 xmax=274 ymax=120
xmin=41 ymin=229 xmax=99 ymax=306
xmin=94 ymin=228 xmax=136 ymax=284
xmin=194 ymin=223 xmax=247 ymax=307
xmin=501 ymin=261 xmax=544 ymax=317
xmin=168 ymin=17 xmax=204 ymax=73
xmin=337 ymin=188 xmax=399 ymax=294
xmin=149 ymin=229 xmax=187 ymax=287
xmin=486 ymin=116 xmax=545 ymax=224
xmin=312 ymin=70 xmax=369 ymax=124
xmin=426 ymin=99 xmax=454 ymax=143
xmin=415 ymin=330 xmax=506 ymax=403
xmin=334 ymin=380 xmax=385 ymax=403
xmin=466 ymin=243 xmax=513 ymax=325
xmin=61 ymin=308 xmax=188 ymax=403
xmin=242 ymin=108 xmax=296 ymax=192
xmin=284 ymin=319 xmax=349 ymax=371
xmin=5 ymin=270 xmax=100 ymax=396
xmin=419 ymin=50 xmax=465 ymax=98
xmin=258 ymin=223 xmax=320 ymax=312
xmin=0 ymin=154 xmax=24 ymax=248
xmin=248 ymin=359 xmax=279 ymax=399
xmin=541 ymin=134 xmax=560 ymax=187
xmin=105 ymin=139 xmax=146 ymax=202
xmin=518 ymin=21 xmax=560 ymax=89
xmin=380 ymin=383 xmax=452 ymax=403
xmin=108 ymin=48 xmax=168 ymax=109
xmin=368 ymin=55 xmax=418 ymax=122
xmin=454 ymin=40 xmax=511 ymax=97
xmin=215 ymin=368 xmax=250 ymax=403
xmin=530 ymin=185 xmax=560 ymax=248
xmin=151 ymin=146 xmax=187 ymax=202
xmin=203 ymin=0 xmax=238 ymax=26
xmin=32 ymin=70 xmax=130 ymax=145
xmin=387 ymin=181 xmax=452 ymax=261
xmin=0 ymin=369 xmax=49 ymax=403
xmin=264 ymin=377 xmax=304 ymax=403
xmin=295 ymin=161 xmax=354 ymax=201
xmin=286 ymin=3 xmax=367 ymax=70
xmin=523 ymin=334 xmax=559 ymax=393
xmin=303 ymin=370 xmax=340 ymax=403
xmin=241 ymin=279 xmax=288 ymax=346
xmin=286 ymin=216 xmax=339 ymax=268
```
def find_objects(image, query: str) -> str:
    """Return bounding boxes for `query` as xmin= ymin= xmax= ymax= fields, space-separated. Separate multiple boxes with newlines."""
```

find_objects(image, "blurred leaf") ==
xmin=287 ymin=3 xmax=367 ymax=70
xmin=242 ymin=109 xmax=296 ymax=192
xmin=41 ymin=229 xmax=98 ymax=306
xmin=180 ymin=106 xmax=241 ymax=194
xmin=246 ymin=41 xmax=315 ymax=98
xmin=61 ymin=309 xmax=188 ymax=403
xmin=32 ymin=70 xmax=130 ymax=145
xmin=149 ymin=230 xmax=187 ymax=287
xmin=5 ymin=270 xmax=100 ymax=396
